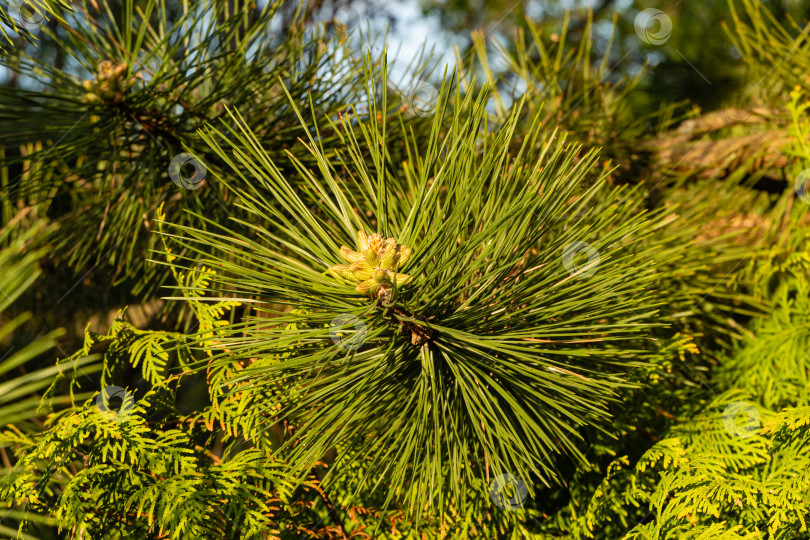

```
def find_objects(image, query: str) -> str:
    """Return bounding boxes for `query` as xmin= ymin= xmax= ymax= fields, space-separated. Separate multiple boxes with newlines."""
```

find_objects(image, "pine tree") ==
xmin=1 ymin=0 xmax=810 ymax=538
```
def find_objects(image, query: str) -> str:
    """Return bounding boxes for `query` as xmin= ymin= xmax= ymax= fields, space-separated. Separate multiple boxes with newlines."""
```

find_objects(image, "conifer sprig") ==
xmin=153 ymin=63 xmax=701 ymax=518
xmin=0 ymin=0 xmax=378 ymax=294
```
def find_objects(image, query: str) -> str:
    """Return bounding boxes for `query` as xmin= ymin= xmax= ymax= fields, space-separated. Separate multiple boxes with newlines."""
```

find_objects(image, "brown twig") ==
xmin=311 ymin=467 xmax=347 ymax=539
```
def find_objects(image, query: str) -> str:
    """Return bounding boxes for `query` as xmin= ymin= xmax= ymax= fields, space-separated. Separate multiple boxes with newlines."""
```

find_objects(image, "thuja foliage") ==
xmin=2 ymin=258 xmax=307 ymax=538
xmin=535 ymin=204 xmax=810 ymax=539
xmin=0 ymin=220 xmax=102 ymax=537
xmin=2 ymin=0 xmax=810 ymax=538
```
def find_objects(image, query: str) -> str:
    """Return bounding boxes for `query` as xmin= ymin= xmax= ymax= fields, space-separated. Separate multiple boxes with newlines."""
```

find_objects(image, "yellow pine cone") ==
xmin=354 ymin=267 xmax=373 ymax=281
xmin=328 ymin=231 xmax=413 ymax=295
xmin=340 ymin=246 xmax=364 ymax=263
xmin=82 ymin=61 xmax=136 ymax=104
xmin=357 ymin=230 xmax=370 ymax=251
xmin=356 ymin=279 xmax=376 ymax=294
xmin=328 ymin=265 xmax=355 ymax=281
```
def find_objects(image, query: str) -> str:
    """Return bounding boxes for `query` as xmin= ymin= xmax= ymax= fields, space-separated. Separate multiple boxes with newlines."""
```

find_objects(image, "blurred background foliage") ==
xmin=7 ymin=0 xmax=810 ymax=108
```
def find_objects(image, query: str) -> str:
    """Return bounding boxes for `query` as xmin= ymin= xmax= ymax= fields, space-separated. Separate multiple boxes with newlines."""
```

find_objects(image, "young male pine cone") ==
xmin=82 ymin=61 xmax=137 ymax=104
xmin=329 ymin=231 xmax=412 ymax=296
